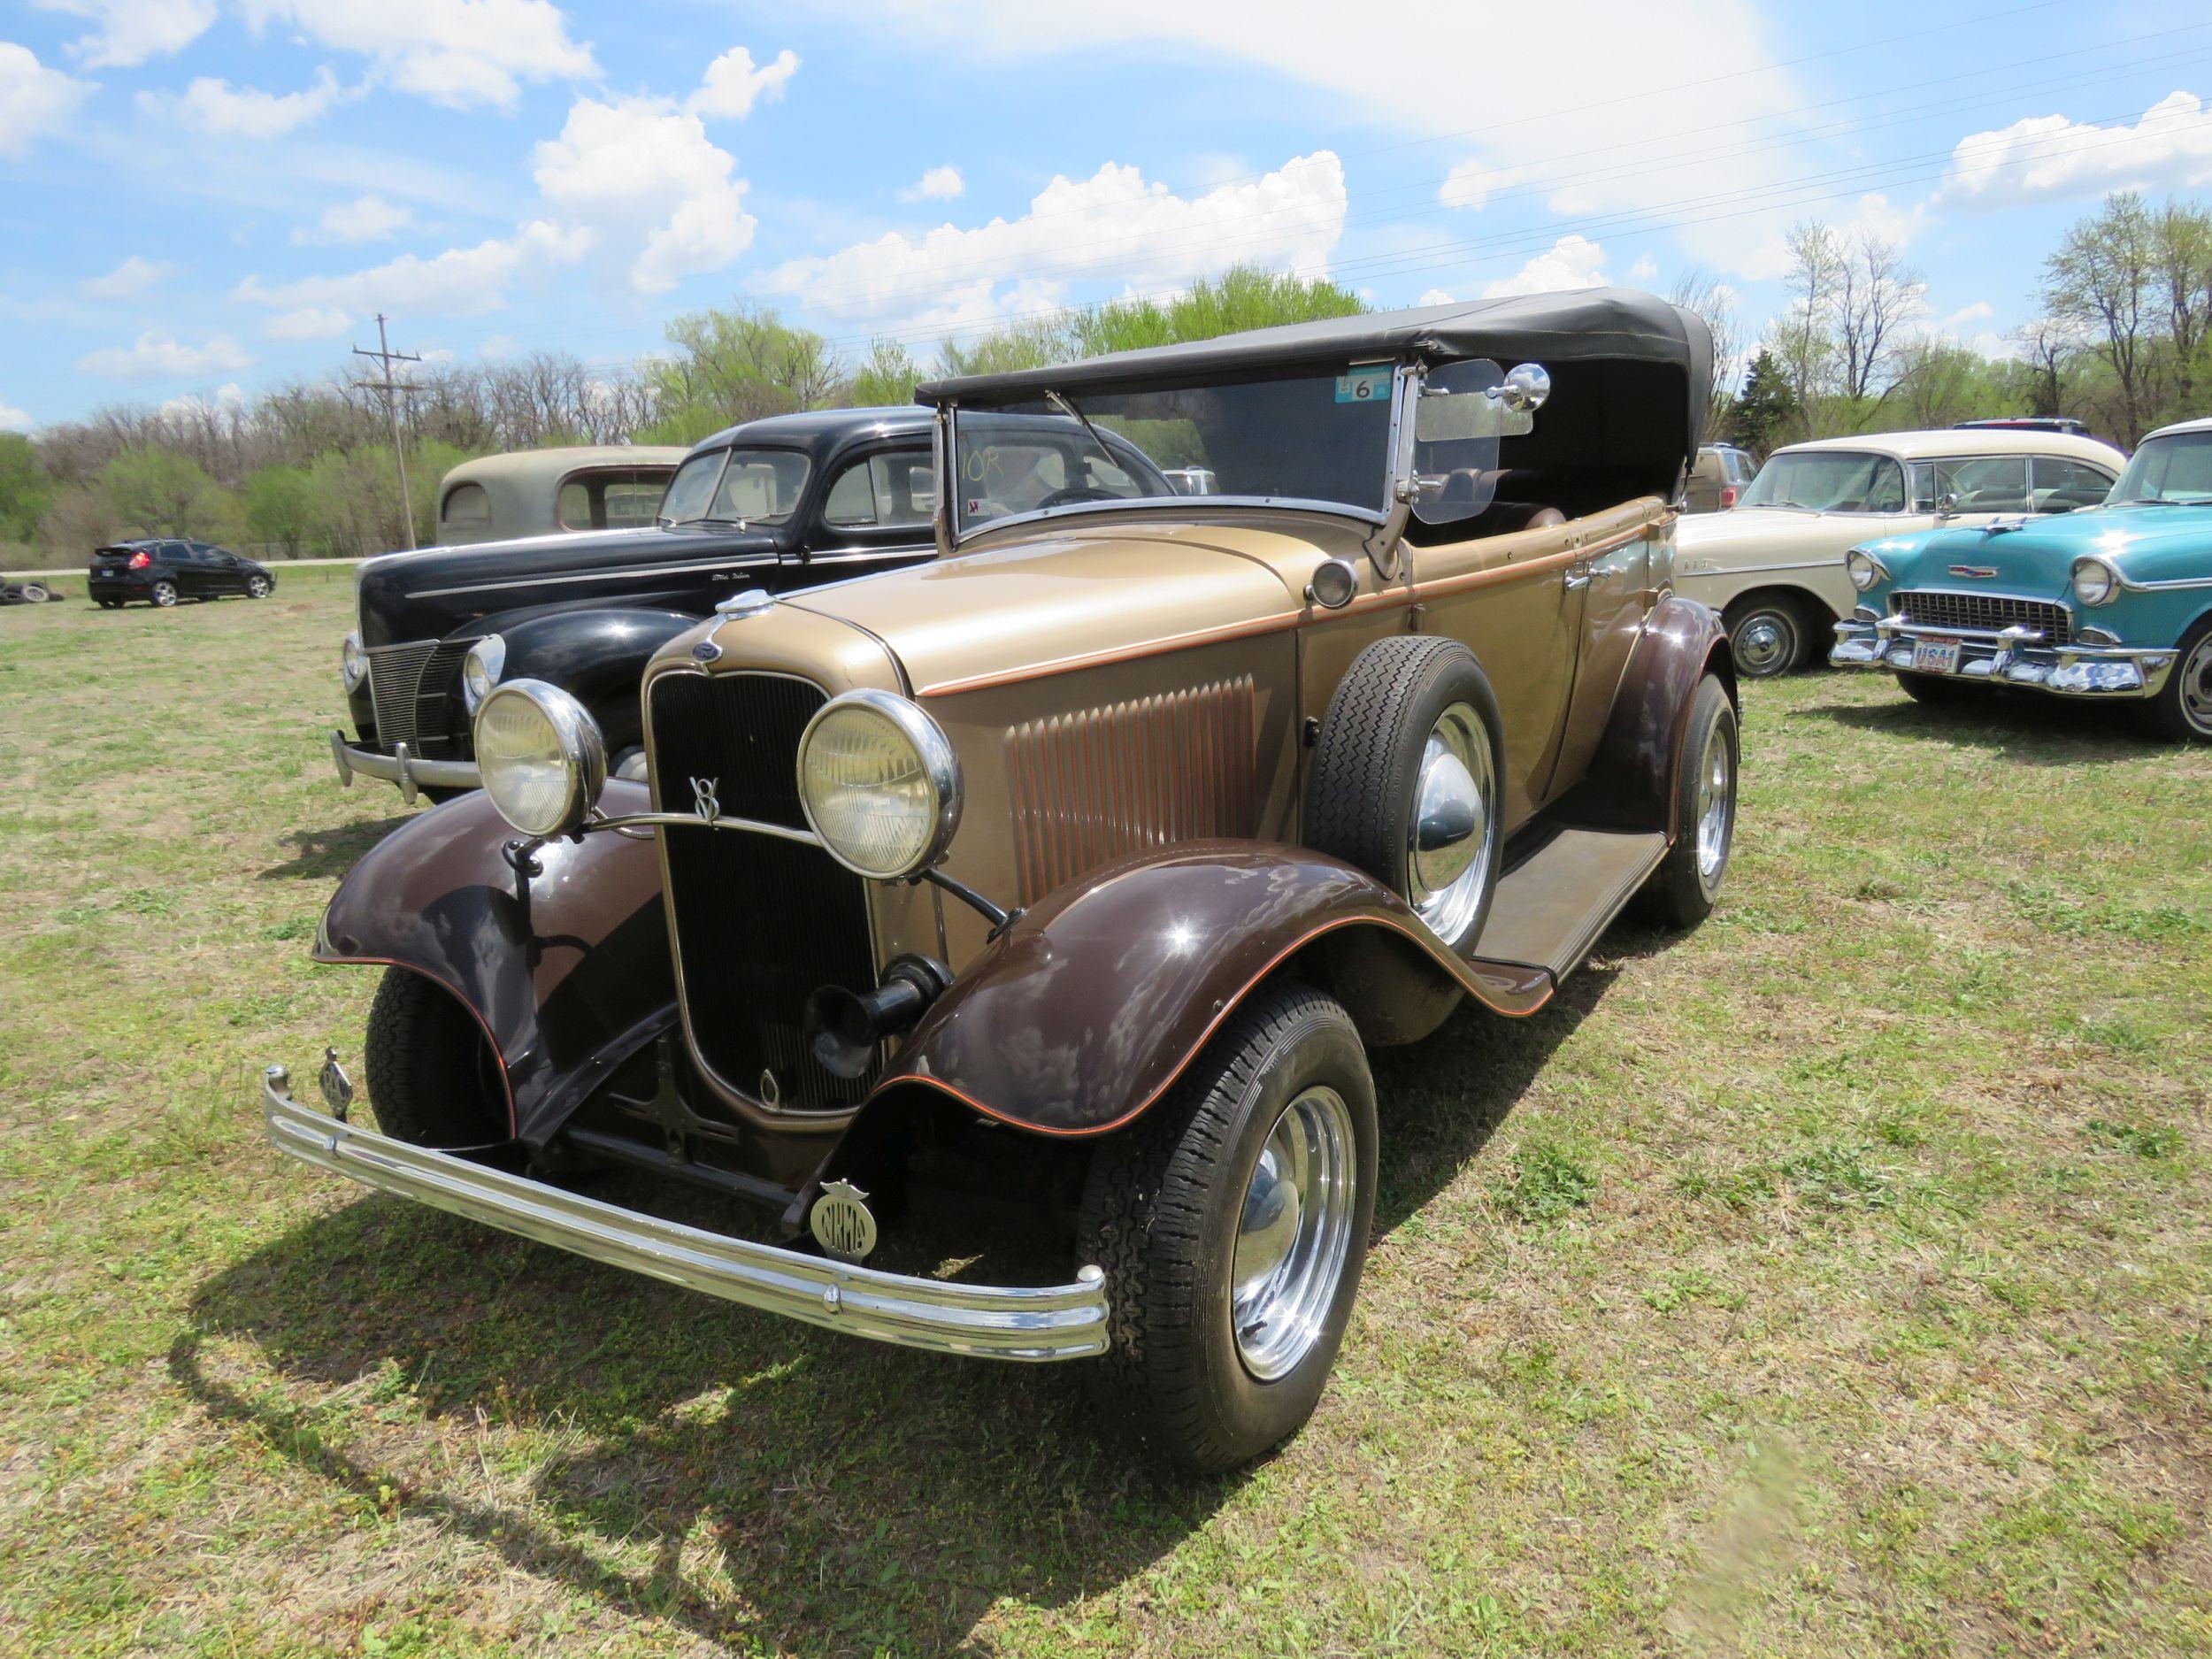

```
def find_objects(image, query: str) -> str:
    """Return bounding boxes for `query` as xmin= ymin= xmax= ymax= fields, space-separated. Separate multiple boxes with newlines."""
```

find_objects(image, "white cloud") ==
xmin=237 ymin=0 xmax=597 ymax=109
xmin=900 ymin=164 xmax=965 ymax=203
xmin=234 ymin=219 xmax=590 ymax=317
xmin=534 ymin=96 xmax=756 ymax=293
xmin=853 ymin=1 xmax=1803 ymax=273
xmin=1944 ymin=301 xmax=1994 ymax=328
xmin=1484 ymin=234 xmax=1609 ymax=298
xmin=1942 ymin=91 xmax=2212 ymax=209
xmin=477 ymin=333 xmax=516 ymax=357
xmin=0 ymin=42 xmax=96 ymax=157
xmin=1416 ymin=287 xmax=1454 ymax=307
xmin=137 ymin=69 xmax=349 ymax=138
xmin=265 ymin=305 xmax=353 ymax=339
xmin=81 ymin=255 xmax=179 ymax=299
xmin=0 ymin=399 xmax=32 ymax=433
xmin=687 ymin=45 xmax=797 ymax=119
xmin=38 ymin=0 xmax=214 ymax=68
xmin=297 ymin=193 xmax=415 ymax=243
xmin=1735 ymin=192 xmax=1924 ymax=282
xmin=1626 ymin=253 xmax=1659 ymax=284
xmin=1438 ymin=158 xmax=1504 ymax=211
xmin=76 ymin=331 xmax=252 ymax=379
xmin=762 ymin=150 xmax=1348 ymax=328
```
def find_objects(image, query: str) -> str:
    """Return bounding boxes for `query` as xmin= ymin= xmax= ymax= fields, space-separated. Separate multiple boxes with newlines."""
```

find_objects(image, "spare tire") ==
xmin=1304 ymin=634 xmax=1505 ymax=955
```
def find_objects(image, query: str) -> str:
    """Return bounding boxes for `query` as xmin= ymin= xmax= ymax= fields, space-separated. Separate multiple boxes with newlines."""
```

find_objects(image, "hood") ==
xmin=780 ymin=516 xmax=1314 ymax=697
xmin=355 ymin=520 xmax=780 ymax=644
xmin=1866 ymin=504 xmax=2204 ymax=595
xmin=1674 ymin=506 xmax=1863 ymax=553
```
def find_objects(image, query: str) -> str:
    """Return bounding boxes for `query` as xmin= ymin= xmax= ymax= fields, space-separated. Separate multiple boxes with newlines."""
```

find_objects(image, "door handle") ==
xmin=1563 ymin=568 xmax=1590 ymax=591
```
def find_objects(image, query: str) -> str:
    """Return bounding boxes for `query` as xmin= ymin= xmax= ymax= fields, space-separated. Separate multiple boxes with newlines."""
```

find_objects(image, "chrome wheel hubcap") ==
xmin=1232 ymin=1085 xmax=1356 ymax=1381
xmin=1734 ymin=613 xmax=1793 ymax=675
xmin=1409 ymin=701 xmax=1495 ymax=944
xmin=1695 ymin=719 xmax=1736 ymax=885
xmin=2182 ymin=635 xmax=2212 ymax=733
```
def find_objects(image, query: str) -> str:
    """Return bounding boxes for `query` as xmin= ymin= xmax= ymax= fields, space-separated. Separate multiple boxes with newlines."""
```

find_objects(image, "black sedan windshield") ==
xmin=659 ymin=448 xmax=814 ymax=526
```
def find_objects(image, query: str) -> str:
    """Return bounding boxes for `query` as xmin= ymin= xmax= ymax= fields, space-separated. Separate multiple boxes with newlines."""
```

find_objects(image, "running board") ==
xmin=1471 ymin=828 xmax=1668 ymax=985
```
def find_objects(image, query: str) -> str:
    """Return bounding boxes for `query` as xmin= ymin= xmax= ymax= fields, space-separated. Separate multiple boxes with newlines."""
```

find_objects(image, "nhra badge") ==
xmin=809 ymin=1179 xmax=879 ymax=1263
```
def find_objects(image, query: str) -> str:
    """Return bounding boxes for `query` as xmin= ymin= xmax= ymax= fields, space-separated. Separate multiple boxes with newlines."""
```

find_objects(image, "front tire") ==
xmin=2139 ymin=614 xmax=2212 ymax=744
xmin=1724 ymin=595 xmax=1810 ymax=679
xmin=246 ymin=573 xmax=273 ymax=598
xmin=1633 ymin=674 xmax=1738 ymax=929
xmin=1079 ymin=980 xmax=1377 ymax=1473
xmin=363 ymin=967 xmax=509 ymax=1148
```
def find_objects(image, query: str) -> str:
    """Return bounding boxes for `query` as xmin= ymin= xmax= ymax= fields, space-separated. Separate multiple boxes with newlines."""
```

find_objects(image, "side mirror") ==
xmin=1935 ymin=492 xmax=1961 ymax=516
xmin=1487 ymin=362 xmax=1552 ymax=415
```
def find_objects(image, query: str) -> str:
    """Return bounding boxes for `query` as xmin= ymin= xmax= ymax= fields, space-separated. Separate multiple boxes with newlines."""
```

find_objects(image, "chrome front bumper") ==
xmin=261 ymin=1064 xmax=1111 ymax=1362
xmin=1831 ymin=617 xmax=2177 ymax=700
xmin=329 ymin=727 xmax=480 ymax=799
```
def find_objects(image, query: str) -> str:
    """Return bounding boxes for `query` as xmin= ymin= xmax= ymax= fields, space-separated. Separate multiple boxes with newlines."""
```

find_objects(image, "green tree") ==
xmin=847 ymin=338 xmax=921 ymax=407
xmin=242 ymin=465 xmax=315 ymax=558
xmin=1068 ymin=265 xmax=1364 ymax=356
xmin=936 ymin=315 xmax=1071 ymax=379
xmin=95 ymin=448 xmax=238 ymax=540
xmin=2044 ymin=193 xmax=2160 ymax=444
xmin=0 ymin=434 xmax=50 ymax=543
xmin=641 ymin=305 xmax=841 ymax=442
xmin=1725 ymin=349 xmax=1799 ymax=457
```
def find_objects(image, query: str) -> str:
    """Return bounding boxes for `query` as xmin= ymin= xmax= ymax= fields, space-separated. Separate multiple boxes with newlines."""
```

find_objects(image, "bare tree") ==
xmin=1668 ymin=268 xmax=1743 ymax=441
xmin=1831 ymin=232 xmax=1925 ymax=408
xmin=2044 ymin=192 xmax=2160 ymax=444
xmin=1775 ymin=221 xmax=1844 ymax=431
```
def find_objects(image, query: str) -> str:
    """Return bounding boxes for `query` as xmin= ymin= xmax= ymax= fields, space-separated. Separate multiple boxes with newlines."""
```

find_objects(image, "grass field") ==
xmin=2 ymin=576 xmax=2208 ymax=1658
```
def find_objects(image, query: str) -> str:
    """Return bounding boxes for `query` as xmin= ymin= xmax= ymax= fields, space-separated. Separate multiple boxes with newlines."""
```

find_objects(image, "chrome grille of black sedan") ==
xmin=365 ymin=639 xmax=474 ymax=757
xmin=1893 ymin=590 xmax=2072 ymax=645
xmin=649 ymin=671 xmax=883 ymax=1113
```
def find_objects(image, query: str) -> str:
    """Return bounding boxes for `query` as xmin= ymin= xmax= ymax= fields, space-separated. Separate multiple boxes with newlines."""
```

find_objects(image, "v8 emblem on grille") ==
xmin=690 ymin=775 xmax=721 ymax=824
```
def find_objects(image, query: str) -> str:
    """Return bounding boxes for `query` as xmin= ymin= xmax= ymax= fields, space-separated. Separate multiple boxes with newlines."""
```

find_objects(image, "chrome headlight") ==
xmin=474 ymin=679 xmax=606 ymax=839
xmin=1845 ymin=549 xmax=1887 ymax=593
xmin=795 ymin=689 xmax=962 ymax=879
xmin=462 ymin=633 xmax=506 ymax=713
xmin=2070 ymin=556 xmax=2118 ymax=607
xmin=340 ymin=630 xmax=367 ymax=692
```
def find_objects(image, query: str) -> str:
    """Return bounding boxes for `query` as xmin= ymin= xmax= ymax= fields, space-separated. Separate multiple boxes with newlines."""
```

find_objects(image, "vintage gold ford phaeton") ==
xmin=265 ymin=289 xmax=1736 ymax=1470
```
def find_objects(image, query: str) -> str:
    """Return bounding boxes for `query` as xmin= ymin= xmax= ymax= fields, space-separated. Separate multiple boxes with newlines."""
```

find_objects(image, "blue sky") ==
xmin=4 ymin=0 xmax=2211 ymax=431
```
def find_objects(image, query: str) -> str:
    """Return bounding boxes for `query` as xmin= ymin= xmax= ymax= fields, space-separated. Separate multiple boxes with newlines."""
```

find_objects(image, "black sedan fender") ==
xmin=478 ymin=605 xmax=703 ymax=750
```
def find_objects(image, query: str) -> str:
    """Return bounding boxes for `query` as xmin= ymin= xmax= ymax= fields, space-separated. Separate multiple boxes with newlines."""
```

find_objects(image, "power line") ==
xmin=350 ymin=313 xmax=424 ymax=549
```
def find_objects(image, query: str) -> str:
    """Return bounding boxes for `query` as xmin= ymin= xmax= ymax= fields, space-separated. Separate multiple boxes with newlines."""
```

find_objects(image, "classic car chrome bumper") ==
xmin=261 ymin=1064 xmax=1111 ymax=1362
xmin=1831 ymin=617 xmax=2178 ymax=699
xmin=329 ymin=727 xmax=481 ymax=798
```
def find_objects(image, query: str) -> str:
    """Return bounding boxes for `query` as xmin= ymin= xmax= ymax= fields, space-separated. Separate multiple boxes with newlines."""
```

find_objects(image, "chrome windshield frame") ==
xmin=935 ymin=360 xmax=1421 ymax=556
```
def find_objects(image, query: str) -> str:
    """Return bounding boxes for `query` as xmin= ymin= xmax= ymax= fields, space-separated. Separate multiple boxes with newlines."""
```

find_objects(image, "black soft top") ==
xmin=918 ymin=288 xmax=1717 ymax=501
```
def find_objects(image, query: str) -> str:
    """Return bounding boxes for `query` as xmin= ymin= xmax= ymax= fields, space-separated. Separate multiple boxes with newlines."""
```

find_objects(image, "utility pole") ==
xmin=351 ymin=313 xmax=424 ymax=549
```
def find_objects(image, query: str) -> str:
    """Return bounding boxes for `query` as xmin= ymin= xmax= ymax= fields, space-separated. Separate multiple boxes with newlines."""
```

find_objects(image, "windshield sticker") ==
xmin=1334 ymin=365 xmax=1390 ymax=404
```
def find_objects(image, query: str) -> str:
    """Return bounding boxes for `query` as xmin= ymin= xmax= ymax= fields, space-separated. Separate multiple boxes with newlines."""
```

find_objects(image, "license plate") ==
xmin=1912 ymin=638 xmax=1961 ymax=674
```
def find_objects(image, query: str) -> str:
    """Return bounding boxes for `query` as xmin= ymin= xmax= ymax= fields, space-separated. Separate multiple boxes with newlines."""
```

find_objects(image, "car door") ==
xmin=799 ymin=443 xmax=941 ymax=580
xmin=163 ymin=542 xmax=204 ymax=596
xmin=201 ymin=545 xmax=243 ymax=593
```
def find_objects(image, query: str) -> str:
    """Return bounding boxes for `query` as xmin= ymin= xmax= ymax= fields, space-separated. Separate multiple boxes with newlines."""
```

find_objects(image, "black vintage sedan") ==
xmin=334 ymin=407 xmax=1170 ymax=800
xmin=88 ymin=540 xmax=276 ymax=608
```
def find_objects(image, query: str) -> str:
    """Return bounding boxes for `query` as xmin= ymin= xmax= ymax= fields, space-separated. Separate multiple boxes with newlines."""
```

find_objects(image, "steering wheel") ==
xmin=1035 ymin=486 xmax=1118 ymax=510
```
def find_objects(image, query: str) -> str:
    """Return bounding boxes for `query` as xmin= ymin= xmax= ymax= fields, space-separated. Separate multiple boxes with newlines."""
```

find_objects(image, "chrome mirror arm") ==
xmin=1365 ymin=362 xmax=1425 ymax=582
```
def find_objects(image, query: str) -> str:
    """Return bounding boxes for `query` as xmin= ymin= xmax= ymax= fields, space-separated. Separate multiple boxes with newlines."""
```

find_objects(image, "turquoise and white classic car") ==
xmin=1831 ymin=416 xmax=2212 ymax=741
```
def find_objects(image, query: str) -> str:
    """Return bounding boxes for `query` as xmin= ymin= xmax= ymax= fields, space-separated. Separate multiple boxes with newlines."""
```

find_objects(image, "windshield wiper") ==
xmin=1047 ymin=389 xmax=1118 ymax=472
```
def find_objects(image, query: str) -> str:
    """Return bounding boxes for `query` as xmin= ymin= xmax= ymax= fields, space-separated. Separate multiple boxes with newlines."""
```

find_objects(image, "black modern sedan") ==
xmin=88 ymin=540 xmax=277 ymax=609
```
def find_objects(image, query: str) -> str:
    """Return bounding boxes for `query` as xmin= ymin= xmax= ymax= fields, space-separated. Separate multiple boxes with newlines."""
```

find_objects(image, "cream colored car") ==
xmin=1677 ymin=429 xmax=2126 ymax=676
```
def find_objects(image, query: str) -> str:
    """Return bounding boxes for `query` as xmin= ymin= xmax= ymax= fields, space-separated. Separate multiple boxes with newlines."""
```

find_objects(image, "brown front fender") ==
xmin=1555 ymin=591 xmax=1734 ymax=838
xmin=867 ymin=841 xmax=1554 ymax=1138
xmin=313 ymin=781 xmax=671 ymax=1141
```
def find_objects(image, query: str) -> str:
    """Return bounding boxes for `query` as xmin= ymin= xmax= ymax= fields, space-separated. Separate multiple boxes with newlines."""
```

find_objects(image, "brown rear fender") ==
xmin=1555 ymin=592 xmax=1734 ymax=838
xmin=867 ymin=841 xmax=1554 ymax=1139
xmin=313 ymin=781 xmax=672 ymax=1141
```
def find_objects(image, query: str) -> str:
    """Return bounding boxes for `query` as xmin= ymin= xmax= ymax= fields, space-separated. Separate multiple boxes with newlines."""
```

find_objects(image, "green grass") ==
xmin=2 ymin=585 xmax=2208 ymax=1656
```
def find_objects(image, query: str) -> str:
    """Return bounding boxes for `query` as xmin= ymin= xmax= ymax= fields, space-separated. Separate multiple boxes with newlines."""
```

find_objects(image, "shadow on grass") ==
xmin=258 ymin=814 xmax=416 ymax=881
xmin=173 ymin=950 xmax=1625 ymax=1651
xmin=1801 ymin=686 xmax=2162 ymax=764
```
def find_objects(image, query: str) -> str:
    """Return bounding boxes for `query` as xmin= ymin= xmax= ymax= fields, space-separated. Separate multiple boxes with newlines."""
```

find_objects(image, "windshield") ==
xmin=950 ymin=368 xmax=1394 ymax=537
xmin=1739 ymin=451 xmax=1907 ymax=513
xmin=2110 ymin=431 xmax=2212 ymax=504
xmin=658 ymin=448 xmax=814 ymax=526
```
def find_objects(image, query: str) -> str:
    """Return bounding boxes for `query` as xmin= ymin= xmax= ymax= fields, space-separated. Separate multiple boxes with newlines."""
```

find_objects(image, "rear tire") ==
xmin=1893 ymin=669 xmax=1974 ymax=707
xmin=1079 ymin=980 xmax=1377 ymax=1473
xmin=1633 ymin=674 xmax=1738 ymax=930
xmin=2138 ymin=614 xmax=2212 ymax=744
xmin=363 ymin=967 xmax=509 ymax=1148
xmin=150 ymin=580 xmax=178 ymax=608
